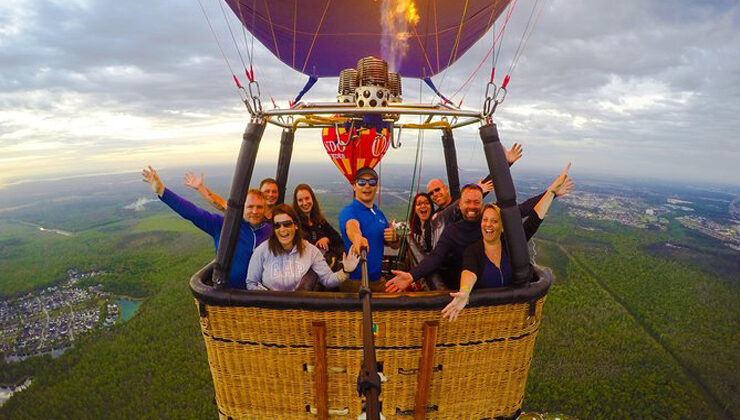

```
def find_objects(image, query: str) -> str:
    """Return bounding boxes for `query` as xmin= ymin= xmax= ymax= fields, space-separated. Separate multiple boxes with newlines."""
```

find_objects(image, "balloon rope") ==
xmin=262 ymin=0 xmax=282 ymax=60
xmin=432 ymin=0 xmax=440 ymax=74
xmin=195 ymin=0 xmax=245 ymax=98
xmin=217 ymin=0 xmax=249 ymax=71
xmin=449 ymin=0 xmax=519 ymax=100
xmin=301 ymin=0 xmax=332 ymax=73
xmin=292 ymin=0 xmax=298 ymax=69
xmin=411 ymin=26 xmax=435 ymax=78
xmin=437 ymin=0 xmax=470 ymax=96
xmin=378 ymin=160 xmax=382 ymax=208
xmin=506 ymin=0 xmax=548 ymax=78
xmin=233 ymin=0 xmax=254 ymax=66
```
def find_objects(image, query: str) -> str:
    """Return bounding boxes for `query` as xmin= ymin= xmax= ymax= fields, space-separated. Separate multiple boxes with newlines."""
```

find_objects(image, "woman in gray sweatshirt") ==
xmin=246 ymin=204 xmax=359 ymax=291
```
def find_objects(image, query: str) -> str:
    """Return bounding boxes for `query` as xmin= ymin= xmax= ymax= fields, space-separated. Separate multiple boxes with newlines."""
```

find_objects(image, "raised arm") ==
xmin=505 ymin=142 xmax=523 ymax=166
xmin=184 ymin=171 xmax=227 ymax=212
xmin=533 ymin=163 xmax=574 ymax=219
xmin=142 ymin=165 xmax=165 ymax=196
xmin=142 ymin=166 xmax=221 ymax=235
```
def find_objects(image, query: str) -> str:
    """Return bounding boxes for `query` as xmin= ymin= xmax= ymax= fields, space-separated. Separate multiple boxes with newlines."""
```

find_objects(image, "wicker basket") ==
xmin=190 ymin=264 xmax=552 ymax=420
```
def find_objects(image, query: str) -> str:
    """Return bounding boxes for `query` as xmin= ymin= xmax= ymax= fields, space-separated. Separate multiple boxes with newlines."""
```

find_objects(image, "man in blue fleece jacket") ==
xmin=142 ymin=166 xmax=271 ymax=289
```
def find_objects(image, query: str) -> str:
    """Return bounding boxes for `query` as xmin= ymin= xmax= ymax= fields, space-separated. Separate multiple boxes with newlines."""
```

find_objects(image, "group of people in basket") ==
xmin=141 ymin=142 xmax=573 ymax=320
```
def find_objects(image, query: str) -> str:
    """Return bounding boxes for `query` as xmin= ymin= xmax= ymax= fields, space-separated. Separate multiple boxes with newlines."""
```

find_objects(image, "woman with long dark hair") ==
xmin=246 ymin=204 xmax=359 ymax=291
xmin=292 ymin=184 xmax=344 ymax=267
xmin=408 ymin=192 xmax=435 ymax=253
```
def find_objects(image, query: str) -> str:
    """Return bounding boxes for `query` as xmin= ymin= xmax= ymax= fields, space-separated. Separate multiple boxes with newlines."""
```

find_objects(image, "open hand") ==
xmin=183 ymin=171 xmax=204 ymax=190
xmin=505 ymin=142 xmax=523 ymax=165
xmin=385 ymin=270 xmax=413 ymax=293
xmin=142 ymin=165 xmax=164 ymax=196
xmin=477 ymin=178 xmax=494 ymax=194
xmin=341 ymin=252 xmax=360 ymax=273
xmin=441 ymin=289 xmax=470 ymax=322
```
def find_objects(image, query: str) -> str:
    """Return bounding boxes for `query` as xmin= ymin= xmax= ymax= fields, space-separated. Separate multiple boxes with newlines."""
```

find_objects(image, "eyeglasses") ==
xmin=356 ymin=178 xmax=378 ymax=187
xmin=273 ymin=220 xmax=295 ymax=229
xmin=429 ymin=187 xmax=442 ymax=194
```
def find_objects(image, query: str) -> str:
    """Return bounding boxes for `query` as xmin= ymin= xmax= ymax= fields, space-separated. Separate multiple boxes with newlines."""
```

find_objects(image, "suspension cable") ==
xmin=448 ymin=0 xmax=519 ymax=100
xmin=505 ymin=0 xmax=548 ymax=81
xmin=195 ymin=0 xmax=246 ymax=100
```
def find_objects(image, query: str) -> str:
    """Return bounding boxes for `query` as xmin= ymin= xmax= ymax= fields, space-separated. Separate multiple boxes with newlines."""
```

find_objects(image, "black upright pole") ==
xmin=212 ymin=119 xmax=266 ymax=287
xmin=275 ymin=128 xmax=295 ymax=204
xmin=479 ymin=123 xmax=532 ymax=285
xmin=441 ymin=128 xmax=461 ymax=201
xmin=357 ymin=250 xmax=381 ymax=420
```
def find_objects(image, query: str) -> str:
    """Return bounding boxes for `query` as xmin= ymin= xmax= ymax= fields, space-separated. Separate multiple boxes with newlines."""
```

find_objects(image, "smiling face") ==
xmin=295 ymin=188 xmax=313 ymax=216
xmin=273 ymin=213 xmax=297 ymax=250
xmin=260 ymin=182 xmax=279 ymax=207
xmin=353 ymin=175 xmax=378 ymax=206
xmin=414 ymin=195 xmax=432 ymax=222
xmin=427 ymin=179 xmax=451 ymax=207
xmin=244 ymin=193 xmax=266 ymax=227
xmin=481 ymin=206 xmax=502 ymax=244
xmin=459 ymin=188 xmax=483 ymax=222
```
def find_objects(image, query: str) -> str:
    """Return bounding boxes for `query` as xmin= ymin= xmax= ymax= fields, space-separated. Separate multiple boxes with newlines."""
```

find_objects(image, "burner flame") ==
xmin=380 ymin=0 xmax=420 ymax=71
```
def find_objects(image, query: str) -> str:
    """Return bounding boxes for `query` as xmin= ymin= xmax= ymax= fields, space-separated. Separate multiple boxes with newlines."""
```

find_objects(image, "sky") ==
xmin=0 ymin=0 xmax=739 ymax=190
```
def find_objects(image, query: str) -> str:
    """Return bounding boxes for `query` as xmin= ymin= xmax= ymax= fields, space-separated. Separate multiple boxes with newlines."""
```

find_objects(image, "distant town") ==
xmin=561 ymin=192 xmax=740 ymax=250
xmin=0 ymin=269 xmax=126 ymax=364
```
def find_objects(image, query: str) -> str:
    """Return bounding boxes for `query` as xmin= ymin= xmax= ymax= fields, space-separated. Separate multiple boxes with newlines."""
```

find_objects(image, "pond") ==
xmin=115 ymin=298 xmax=142 ymax=323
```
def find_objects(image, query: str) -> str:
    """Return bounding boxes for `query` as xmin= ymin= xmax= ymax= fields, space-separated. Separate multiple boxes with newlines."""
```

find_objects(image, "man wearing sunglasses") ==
xmin=338 ymin=166 xmax=401 ymax=291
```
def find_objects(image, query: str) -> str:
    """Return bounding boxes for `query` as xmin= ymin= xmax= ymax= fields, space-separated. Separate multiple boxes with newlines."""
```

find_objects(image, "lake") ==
xmin=115 ymin=298 xmax=142 ymax=323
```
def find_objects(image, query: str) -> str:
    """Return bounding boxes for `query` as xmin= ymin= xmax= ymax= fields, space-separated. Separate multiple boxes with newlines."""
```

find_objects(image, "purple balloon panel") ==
xmin=224 ymin=0 xmax=512 ymax=78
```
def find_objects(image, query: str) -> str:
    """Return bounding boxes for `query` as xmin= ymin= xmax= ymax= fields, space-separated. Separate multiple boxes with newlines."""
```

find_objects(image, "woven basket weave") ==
xmin=191 ymin=264 xmax=552 ymax=420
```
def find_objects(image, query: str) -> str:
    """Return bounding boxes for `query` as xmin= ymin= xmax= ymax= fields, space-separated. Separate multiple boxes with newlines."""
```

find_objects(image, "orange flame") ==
xmin=380 ymin=0 xmax=420 ymax=71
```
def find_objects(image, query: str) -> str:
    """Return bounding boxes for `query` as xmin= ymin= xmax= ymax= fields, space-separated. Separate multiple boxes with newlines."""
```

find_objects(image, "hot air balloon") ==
xmin=187 ymin=1 xmax=555 ymax=419
xmin=322 ymin=125 xmax=390 ymax=183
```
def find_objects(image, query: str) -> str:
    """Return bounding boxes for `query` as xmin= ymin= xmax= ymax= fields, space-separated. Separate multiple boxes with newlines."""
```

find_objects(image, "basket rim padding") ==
xmin=190 ymin=262 xmax=553 ymax=311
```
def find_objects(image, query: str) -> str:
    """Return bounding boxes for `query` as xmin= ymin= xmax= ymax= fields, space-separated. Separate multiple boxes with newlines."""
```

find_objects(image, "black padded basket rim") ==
xmin=189 ymin=262 xmax=552 ymax=311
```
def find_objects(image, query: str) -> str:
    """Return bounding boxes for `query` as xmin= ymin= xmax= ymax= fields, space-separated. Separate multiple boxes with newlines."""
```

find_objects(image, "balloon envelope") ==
xmin=225 ymin=0 xmax=512 ymax=78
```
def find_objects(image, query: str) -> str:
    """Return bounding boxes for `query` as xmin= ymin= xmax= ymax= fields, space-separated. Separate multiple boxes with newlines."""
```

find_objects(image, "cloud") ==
xmin=0 ymin=0 xmax=738 ymax=187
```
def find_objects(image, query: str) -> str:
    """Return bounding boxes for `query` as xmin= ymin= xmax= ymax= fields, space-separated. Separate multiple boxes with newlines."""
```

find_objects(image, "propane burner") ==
xmin=357 ymin=56 xmax=389 ymax=87
xmin=336 ymin=56 xmax=402 ymax=107
xmin=338 ymin=68 xmax=358 ymax=103
xmin=388 ymin=72 xmax=402 ymax=103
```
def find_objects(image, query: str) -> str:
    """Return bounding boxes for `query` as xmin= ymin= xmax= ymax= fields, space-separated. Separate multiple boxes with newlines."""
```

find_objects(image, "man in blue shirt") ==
xmin=142 ymin=166 xmax=271 ymax=289
xmin=338 ymin=167 xmax=400 ymax=291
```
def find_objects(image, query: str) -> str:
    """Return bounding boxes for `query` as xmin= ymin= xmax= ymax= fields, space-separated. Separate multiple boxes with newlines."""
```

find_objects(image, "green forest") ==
xmin=1 ymin=202 xmax=737 ymax=419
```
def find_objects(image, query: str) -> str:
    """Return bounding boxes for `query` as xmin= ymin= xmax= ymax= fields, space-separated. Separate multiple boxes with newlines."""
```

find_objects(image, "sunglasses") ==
xmin=429 ymin=187 xmax=443 ymax=194
xmin=273 ymin=220 xmax=295 ymax=229
xmin=356 ymin=178 xmax=378 ymax=187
